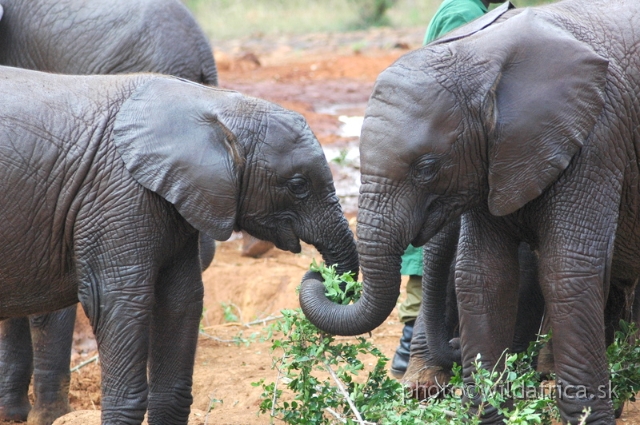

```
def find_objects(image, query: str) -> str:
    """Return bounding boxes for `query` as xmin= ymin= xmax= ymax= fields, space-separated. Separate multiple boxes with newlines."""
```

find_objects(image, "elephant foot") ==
xmin=556 ymin=396 xmax=615 ymax=424
xmin=402 ymin=356 xmax=452 ymax=400
xmin=27 ymin=399 xmax=71 ymax=425
xmin=0 ymin=397 xmax=31 ymax=422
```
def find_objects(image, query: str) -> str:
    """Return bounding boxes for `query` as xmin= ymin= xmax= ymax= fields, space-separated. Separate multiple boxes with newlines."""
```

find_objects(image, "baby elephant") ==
xmin=0 ymin=66 xmax=357 ymax=424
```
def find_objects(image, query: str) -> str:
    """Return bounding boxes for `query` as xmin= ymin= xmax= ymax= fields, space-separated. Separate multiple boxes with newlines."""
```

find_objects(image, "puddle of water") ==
xmin=323 ymin=142 xmax=360 ymax=216
xmin=316 ymin=103 xmax=366 ymax=117
xmin=338 ymin=115 xmax=365 ymax=138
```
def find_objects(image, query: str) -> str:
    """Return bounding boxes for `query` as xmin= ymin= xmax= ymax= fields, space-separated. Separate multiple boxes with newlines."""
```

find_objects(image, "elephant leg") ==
xmin=404 ymin=219 xmax=460 ymax=398
xmin=27 ymin=306 xmax=75 ymax=425
xmin=539 ymin=261 xmax=614 ymax=423
xmin=147 ymin=234 xmax=202 ymax=424
xmin=404 ymin=306 xmax=455 ymax=400
xmin=456 ymin=210 xmax=521 ymax=424
xmin=536 ymin=209 xmax=616 ymax=424
xmin=511 ymin=242 xmax=544 ymax=354
xmin=0 ymin=318 xmax=33 ymax=422
xmin=604 ymin=283 xmax=625 ymax=346
xmin=602 ymin=278 xmax=637 ymax=420
xmin=603 ymin=278 xmax=636 ymax=346
xmin=77 ymin=263 xmax=154 ymax=425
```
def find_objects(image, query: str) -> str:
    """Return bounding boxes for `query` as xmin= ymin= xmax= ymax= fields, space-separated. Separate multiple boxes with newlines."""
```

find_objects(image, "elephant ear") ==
xmin=478 ymin=9 xmax=608 ymax=216
xmin=113 ymin=77 xmax=241 ymax=241
xmin=431 ymin=1 xmax=515 ymax=46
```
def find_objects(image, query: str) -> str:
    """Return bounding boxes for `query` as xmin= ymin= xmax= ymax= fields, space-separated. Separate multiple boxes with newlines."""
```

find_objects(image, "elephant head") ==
xmin=299 ymin=9 xmax=608 ymax=336
xmin=113 ymin=77 xmax=358 ymax=276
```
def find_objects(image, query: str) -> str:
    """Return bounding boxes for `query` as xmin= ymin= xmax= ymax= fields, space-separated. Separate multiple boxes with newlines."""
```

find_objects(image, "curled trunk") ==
xmin=300 ymin=204 xmax=407 ymax=336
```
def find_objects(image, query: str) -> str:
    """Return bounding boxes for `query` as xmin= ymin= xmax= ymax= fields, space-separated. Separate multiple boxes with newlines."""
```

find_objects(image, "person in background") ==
xmin=390 ymin=0 xmax=505 ymax=379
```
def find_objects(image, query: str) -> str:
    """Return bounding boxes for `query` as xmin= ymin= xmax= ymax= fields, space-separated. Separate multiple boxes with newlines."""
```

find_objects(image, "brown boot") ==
xmin=241 ymin=231 xmax=274 ymax=258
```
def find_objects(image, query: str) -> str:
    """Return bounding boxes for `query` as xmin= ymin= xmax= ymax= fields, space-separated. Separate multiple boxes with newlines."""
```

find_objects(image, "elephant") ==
xmin=0 ymin=65 xmax=358 ymax=424
xmin=0 ymin=0 xmax=219 ymax=422
xmin=0 ymin=0 xmax=217 ymax=83
xmin=300 ymin=0 xmax=640 ymax=422
xmin=405 ymin=220 xmax=636 ymax=409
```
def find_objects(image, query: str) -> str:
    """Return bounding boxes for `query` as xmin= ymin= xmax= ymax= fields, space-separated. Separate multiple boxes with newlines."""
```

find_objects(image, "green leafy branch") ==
xmin=607 ymin=319 xmax=640 ymax=410
xmin=254 ymin=261 xmax=639 ymax=424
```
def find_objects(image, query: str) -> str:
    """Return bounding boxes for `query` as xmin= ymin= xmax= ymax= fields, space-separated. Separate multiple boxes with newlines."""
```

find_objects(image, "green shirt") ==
xmin=400 ymin=244 xmax=424 ymax=276
xmin=400 ymin=0 xmax=489 ymax=276
xmin=423 ymin=0 xmax=488 ymax=44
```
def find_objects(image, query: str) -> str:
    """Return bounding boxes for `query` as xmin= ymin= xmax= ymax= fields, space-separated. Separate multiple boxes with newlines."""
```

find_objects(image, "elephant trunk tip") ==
xmin=299 ymin=270 xmax=389 ymax=337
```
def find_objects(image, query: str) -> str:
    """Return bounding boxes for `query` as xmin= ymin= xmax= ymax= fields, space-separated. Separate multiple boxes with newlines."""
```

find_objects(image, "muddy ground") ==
xmin=4 ymin=28 xmax=640 ymax=424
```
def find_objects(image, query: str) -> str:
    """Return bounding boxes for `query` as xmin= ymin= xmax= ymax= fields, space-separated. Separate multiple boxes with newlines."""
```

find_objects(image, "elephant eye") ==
xmin=287 ymin=177 xmax=310 ymax=198
xmin=413 ymin=157 xmax=440 ymax=183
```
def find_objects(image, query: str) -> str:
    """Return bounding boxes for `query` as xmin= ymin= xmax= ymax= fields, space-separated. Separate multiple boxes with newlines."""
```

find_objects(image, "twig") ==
xmin=198 ymin=330 xmax=237 ymax=343
xmin=325 ymin=407 xmax=376 ymax=425
xmin=323 ymin=360 xmax=366 ymax=425
xmin=216 ymin=322 xmax=244 ymax=328
xmin=271 ymin=353 xmax=287 ymax=418
xmin=577 ymin=407 xmax=591 ymax=425
xmin=204 ymin=395 xmax=219 ymax=425
xmin=200 ymin=314 xmax=283 ymax=330
xmin=244 ymin=315 xmax=283 ymax=327
xmin=443 ymin=409 xmax=457 ymax=418
xmin=325 ymin=407 xmax=347 ymax=423
xmin=70 ymin=355 xmax=99 ymax=372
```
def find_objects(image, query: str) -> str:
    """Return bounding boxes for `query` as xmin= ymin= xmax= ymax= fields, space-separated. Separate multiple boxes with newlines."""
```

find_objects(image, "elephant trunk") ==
xmin=423 ymin=219 xmax=461 ymax=370
xmin=299 ymin=197 xmax=360 ymax=279
xmin=300 ymin=200 xmax=406 ymax=336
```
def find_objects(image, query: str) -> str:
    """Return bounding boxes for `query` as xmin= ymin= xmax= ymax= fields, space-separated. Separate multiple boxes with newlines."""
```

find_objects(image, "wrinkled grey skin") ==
xmin=300 ymin=1 xmax=640 ymax=422
xmin=405 ymin=220 xmax=544 ymax=398
xmin=0 ymin=1 xmax=218 ymax=423
xmin=0 ymin=0 xmax=217 ymax=83
xmin=0 ymin=67 xmax=357 ymax=424
xmin=406 ymin=225 xmax=636 ymax=411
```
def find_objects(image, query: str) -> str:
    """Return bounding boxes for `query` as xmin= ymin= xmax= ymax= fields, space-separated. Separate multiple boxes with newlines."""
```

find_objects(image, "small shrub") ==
xmin=256 ymin=263 xmax=567 ymax=424
xmin=220 ymin=301 xmax=240 ymax=323
xmin=255 ymin=262 xmax=640 ymax=423
xmin=607 ymin=320 xmax=640 ymax=410
xmin=351 ymin=0 xmax=397 ymax=28
xmin=330 ymin=148 xmax=351 ymax=167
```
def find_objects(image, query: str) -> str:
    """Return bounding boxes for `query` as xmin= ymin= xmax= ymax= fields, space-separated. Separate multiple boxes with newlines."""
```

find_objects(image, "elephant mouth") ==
xmin=237 ymin=216 xmax=301 ymax=253
xmin=411 ymin=228 xmax=435 ymax=248
xmin=271 ymin=222 xmax=301 ymax=253
xmin=412 ymin=211 xmax=452 ymax=247
xmin=274 ymin=233 xmax=301 ymax=253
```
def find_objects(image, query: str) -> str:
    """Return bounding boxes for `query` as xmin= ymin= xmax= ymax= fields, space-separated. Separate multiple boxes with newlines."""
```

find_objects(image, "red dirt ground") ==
xmin=3 ymin=28 xmax=639 ymax=424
